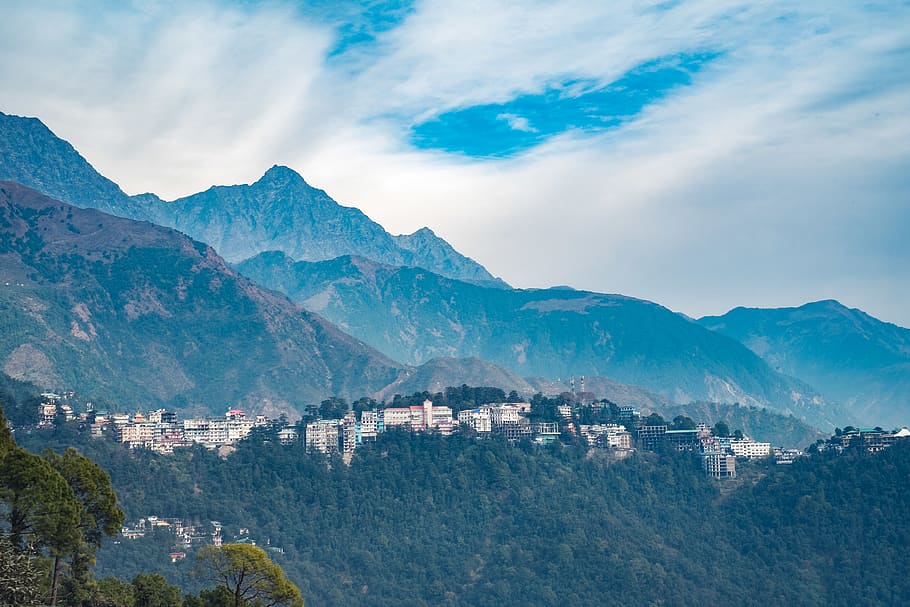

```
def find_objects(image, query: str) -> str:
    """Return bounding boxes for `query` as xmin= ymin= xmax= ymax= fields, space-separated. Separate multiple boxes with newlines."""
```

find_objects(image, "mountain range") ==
xmin=235 ymin=251 xmax=845 ymax=427
xmin=699 ymin=301 xmax=910 ymax=428
xmin=1 ymin=109 xmax=906 ymax=429
xmin=0 ymin=111 xmax=505 ymax=288
xmin=0 ymin=181 xmax=406 ymax=415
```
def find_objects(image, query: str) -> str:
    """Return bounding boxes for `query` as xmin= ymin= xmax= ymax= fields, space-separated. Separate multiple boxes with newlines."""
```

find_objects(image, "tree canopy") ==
xmin=196 ymin=544 xmax=303 ymax=607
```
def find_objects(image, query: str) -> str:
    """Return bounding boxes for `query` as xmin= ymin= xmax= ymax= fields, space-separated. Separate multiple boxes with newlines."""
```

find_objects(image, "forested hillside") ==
xmin=17 ymin=425 xmax=910 ymax=607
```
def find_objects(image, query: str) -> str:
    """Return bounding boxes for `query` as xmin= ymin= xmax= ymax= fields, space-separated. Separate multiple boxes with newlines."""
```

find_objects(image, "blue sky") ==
xmin=1 ymin=0 xmax=909 ymax=326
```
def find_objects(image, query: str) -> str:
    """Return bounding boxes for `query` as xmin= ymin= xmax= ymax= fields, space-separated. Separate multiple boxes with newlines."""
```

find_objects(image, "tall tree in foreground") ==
xmin=196 ymin=544 xmax=303 ymax=607
xmin=46 ymin=448 xmax=125 ymax=606
xmin=0 ymin=407 xmax=124 ymax=606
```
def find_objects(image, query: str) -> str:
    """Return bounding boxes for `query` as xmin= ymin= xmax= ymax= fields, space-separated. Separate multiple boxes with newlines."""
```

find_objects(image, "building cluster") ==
xmin=36 ymin=395 xmax=270 ymax=453
xmin=597 ymin=407 xmax=774 ymax=479
xmin=43 ymin=393 xmax=907 ymax=482
xmin=638 ymin=423 xmax=771 ymax=479
xmin=37 ymin=392 xmax=76 ymax=427
xmin=303 ymin=400 xmax=564 ymax=456
xmin=106 ymin=408 xmax=267 ymax=452
xmin=821 ymin=427 xmax=910 ymax=453
xmin=119 ymin=516 xmax=223 ymax=551
xmin=119 ymin=515 xmax=285 ymax=563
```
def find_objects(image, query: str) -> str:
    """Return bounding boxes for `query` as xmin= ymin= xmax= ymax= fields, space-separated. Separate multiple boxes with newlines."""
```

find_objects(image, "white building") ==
xmin=458 ymin=408 xmax=492 ymax=433
xmin=382 ymin=408 xmax=412 ymax=428
xmin=729 ymin=438 xmax=772 ymax=459
xmin=490 ymin=405 xmax=520 ymax=427
xmin=359 ymin=410 xmax=378 ymax=442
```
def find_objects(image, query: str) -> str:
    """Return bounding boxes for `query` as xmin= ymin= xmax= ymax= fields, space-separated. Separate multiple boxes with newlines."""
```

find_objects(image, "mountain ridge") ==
xmin=698 ymin=300 xmax=910 ymax=427
xmin=236 ymin=251 xmax=848 ymax=429
xmin=0 ymin=111 xmax=505 ymax=287
xmin=0 ymin=181 xmax=407 ymax=415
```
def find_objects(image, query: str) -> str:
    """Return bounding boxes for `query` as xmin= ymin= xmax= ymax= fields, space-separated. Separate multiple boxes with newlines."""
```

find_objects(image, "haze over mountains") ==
xmin=699 ymin=301 xmax=910 ymax=428
xmin=1 ymin=109 xmax=906 ymax=429
xmin=236 ymin=251 xmax=840 ymax=426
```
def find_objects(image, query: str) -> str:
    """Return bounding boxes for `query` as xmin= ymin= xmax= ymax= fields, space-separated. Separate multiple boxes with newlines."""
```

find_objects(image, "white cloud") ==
xmin=1 ymin=0 xmax=908 ymax=326
xmin=496 ymin=113 xmax=536 ymax=133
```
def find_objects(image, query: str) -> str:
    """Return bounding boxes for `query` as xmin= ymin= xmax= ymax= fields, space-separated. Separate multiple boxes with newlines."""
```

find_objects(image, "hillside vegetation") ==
xmin=18 ymin=424 xmax=910 ymax=607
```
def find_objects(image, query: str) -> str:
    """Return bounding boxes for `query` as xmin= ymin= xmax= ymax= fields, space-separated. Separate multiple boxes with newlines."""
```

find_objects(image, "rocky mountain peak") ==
xmin=256 ymin=164 xmax=308 ymax=189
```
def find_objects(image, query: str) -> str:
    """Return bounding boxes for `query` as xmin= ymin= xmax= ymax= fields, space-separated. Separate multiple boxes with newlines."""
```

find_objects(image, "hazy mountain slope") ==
xmin=526 ymin=376 xmax=672 ymax=410
xmin=655 ymin=402 xmax=826 ymax=448
xmin=392 ymin=227 xmax=508 ymax=289
xmin=0 ymin=111 xmax=504 ymax=286
xmin=376 ymin=357 xmax=536 ymax=400
xmin=699 ymin=301 xmax=910 ymax=427
xmin=237 ymin=252 xmax=846 ymax=428
xmin=0 ymin=182 xmax=404 ymax=415
xmin=0 ymin=111 xmax=152 ymax=219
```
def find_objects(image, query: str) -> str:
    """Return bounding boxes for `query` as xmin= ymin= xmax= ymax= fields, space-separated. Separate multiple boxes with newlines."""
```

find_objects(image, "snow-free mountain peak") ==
xmin=0 ymin=111 xmax=504 ymax=286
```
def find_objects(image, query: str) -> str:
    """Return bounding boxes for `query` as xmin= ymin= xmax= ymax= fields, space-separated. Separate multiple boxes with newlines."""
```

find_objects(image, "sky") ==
xmin=2 ymin=0 xmax=909 ymax=326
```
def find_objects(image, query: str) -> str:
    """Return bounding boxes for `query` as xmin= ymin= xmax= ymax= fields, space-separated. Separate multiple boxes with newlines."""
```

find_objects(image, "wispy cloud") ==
xmin=1 ymin=0 xmax=909 ymax=326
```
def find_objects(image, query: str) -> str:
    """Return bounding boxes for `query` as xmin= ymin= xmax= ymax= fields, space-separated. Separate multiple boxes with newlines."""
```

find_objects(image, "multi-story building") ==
xmin=38 ymin=402 xmax=58 ymax=427
xmin=490 ymin=405 xmax=520 ymax=427
xmin=703 ymin=452 xmax=736 ymax=478
xmin=277 ymin=427 xmax=299 ymax=446
xmin=494 ymin=419 xmax=533 ymax=443
xmin=638 ymin=425 xmax=667 ymax=451
xmin=306 ymin=420 xmax=341 ymax=455
xmin=382 ymin=408 xmax=412 ymax=429
xmin=664 ymin=429 xmax=701 ymax=452
xmin=534 ymin=422 xmax=560 ymax=445
xmin=118 ymin=422 xmax=157 ymax=448
xmin=426 ymin=402 xmax=454 ymax=429
xmin=458 ymin=408 xmax=492 ymax=433
xmin=729 ymin=438 xmax=772 ymax=459
xmin=359 ymin=410 xmax=378 ymax=442
xmin=341 ymin=412 xmax=357 ymax=454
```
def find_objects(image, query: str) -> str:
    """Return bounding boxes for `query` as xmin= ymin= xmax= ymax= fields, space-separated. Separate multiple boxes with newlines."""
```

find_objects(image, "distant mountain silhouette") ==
xmin=699 ymin=300 xmax=910 ymax=428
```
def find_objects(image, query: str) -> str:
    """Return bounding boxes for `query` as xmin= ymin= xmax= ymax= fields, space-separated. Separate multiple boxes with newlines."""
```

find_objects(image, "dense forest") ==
xmin=14 ymin=418 xmax=910 ymax=607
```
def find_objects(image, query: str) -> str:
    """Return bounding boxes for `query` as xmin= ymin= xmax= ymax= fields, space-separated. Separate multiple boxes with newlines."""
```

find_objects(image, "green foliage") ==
xmin=131 ymin=572 xmax=181 ymax=607
xmin=0 ymin=533 xmax=44 ymax=606
xmin=93 ymin=576 xmax=136 ymax=607
xmin=196 ymin=544 xmax=302 ymax=607
xmin=182 ymin=586 xmax=233 ymax=607
xmin=0 ymin=406 xmax=125 ymax=606
xmin=20 ymin=421 xmax=910 ymax=607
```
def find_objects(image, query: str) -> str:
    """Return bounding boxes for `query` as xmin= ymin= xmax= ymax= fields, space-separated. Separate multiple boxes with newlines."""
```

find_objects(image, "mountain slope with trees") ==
xmin=0 ymin=182 xmax=404 ymax=415
xmin=237 ymin=252 xmax=846 ymax=428
xmin=16 ymin=422 xmax=910 ymax=607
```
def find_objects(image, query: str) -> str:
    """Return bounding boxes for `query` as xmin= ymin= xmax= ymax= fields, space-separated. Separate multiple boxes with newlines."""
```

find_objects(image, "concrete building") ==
xmin=490 ymin=405 xmax=520 ymax=427
xmin=638 ymin=425 xmax=667 ymax=451
xmin=729 ymin=438 xmax=772 ymax=459
xmin=703 ymin=452 xmax=737 ymax=478
xmin=306 ymin=420 xmax=341 ymax=455
xmin=359 ymin=410 xmax=378 ymax=442
xmin=458 ymin=408 xmax=492 ymax=433
xmin=382 ymin=408 xmax=412 ymax=429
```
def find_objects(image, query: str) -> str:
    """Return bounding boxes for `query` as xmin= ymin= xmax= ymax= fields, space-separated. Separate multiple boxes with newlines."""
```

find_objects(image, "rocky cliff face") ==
xmin=699 ymin=300 xmax=910 ymax=427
